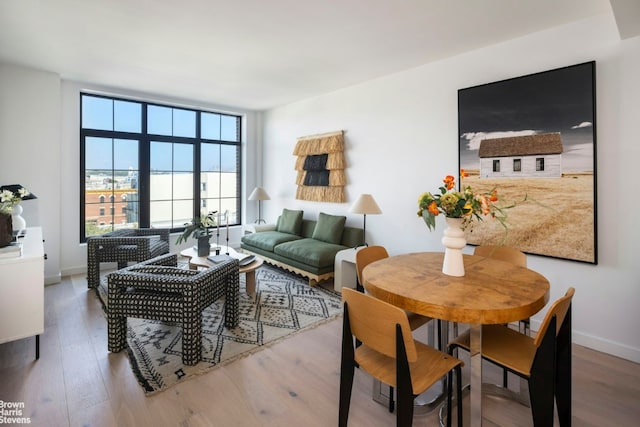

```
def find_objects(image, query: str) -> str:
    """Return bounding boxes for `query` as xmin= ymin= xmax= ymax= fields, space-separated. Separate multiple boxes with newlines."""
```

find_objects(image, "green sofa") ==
xmin=240 ymin=210 xmax=364 ymax=286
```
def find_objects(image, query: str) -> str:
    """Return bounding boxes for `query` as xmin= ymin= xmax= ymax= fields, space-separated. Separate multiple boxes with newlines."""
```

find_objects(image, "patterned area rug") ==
xmin=96 ymin=264 xmax=342 ymax=395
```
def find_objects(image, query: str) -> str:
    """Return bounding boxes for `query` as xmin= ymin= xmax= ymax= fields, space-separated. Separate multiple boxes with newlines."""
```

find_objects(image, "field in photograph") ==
xmin=461 ymin=170 xmax=595 ymax=263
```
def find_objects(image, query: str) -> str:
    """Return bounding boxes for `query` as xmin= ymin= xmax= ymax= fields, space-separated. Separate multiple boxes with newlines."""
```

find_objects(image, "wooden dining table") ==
xmin=362 ymin=252 xmax=550 ymax=427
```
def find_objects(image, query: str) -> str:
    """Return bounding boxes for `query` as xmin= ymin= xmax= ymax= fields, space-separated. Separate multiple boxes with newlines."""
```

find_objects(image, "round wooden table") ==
xmin=180 ymin=246 xmax=264 ymax=295
xmin=362 ymin=252 xmax=550 ymax=427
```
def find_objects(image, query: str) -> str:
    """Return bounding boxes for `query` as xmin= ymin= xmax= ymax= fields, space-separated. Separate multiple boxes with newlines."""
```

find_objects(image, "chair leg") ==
xmin=181 ymin=311 xmax=202 ymax=366
xmin=456 ymin=365 xmax=463 ymax=427
xmin=529 ymin=316 xmax=556 ymax=427
xmin=556 ymin=307 xmax=572 ymax=426
xmin=355 ymin=278 xmax=363 ymax=349
xmin=529 ymin=374 xmax=555 ymax=427
xmin=396 ymin=325 xmax=414 ymax=427
xmin=446 ymin=370 xmax=453 ymax=427
xmin=87 ymin=256 xmax=99 ymax=289
xmin=446 ymin=365 xmax=463 ymax=427
xmin=224 ymin=267 xmax=240 ymax=328
xmin=107 ymin=314 xmax=126 ymax=352
xmin=396 ymin=390 xmax=414 ymax=426
xmin=338 ymin=356 xmax=355 ymax=427
xmin=339 ymin=305 xmax=355 ymax=427
xmin=388 ymin=386 xmax=395 ymax=413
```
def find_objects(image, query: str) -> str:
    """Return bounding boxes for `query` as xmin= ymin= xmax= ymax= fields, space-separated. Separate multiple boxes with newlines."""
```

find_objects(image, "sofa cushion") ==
xmin=241 ymin=230 xmax=302 ymax=252
xmin=277 ymin=209 xmax=304 ymax=235
xmin=274 ymin=238 xmax=346 ymax=268
xmin=311 ymin=212 xmax=346 ymax=244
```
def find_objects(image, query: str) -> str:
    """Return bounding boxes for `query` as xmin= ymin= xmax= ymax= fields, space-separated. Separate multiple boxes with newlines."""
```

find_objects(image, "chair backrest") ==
xmin=342 ymin=288 xmax=417 ymax=362
xmin=474 ymin=245 xmax=527 ymax=267
xmin=355 ymin=245 xmax=389 ymax=285
xmin=533 ymin=287 xmax=575 ymax=348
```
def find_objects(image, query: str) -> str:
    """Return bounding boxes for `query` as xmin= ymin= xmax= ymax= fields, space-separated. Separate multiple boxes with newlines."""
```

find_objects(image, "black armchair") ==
xmin=106 ymin=253 xmax=240 ymax=366
xmin=87 ymin=228 xmax=170 ymax=289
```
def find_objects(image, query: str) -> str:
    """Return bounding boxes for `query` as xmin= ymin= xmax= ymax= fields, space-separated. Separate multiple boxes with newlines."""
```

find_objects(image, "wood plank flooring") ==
xmin=1 ymin=273 xmax=639 ymax=426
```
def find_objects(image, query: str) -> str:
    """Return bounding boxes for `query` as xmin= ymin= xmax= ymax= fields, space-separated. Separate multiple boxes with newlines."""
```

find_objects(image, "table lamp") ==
xmin=248 ymin=187 xmax=270 ymax=224
xmin=348 ymin=194 xmax=382 ymax=247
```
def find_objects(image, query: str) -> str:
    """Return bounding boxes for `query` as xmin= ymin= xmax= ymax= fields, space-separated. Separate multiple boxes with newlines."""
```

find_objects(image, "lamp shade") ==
xmin=348 ymin=194 xmax=382 ymax=215
xmin=248 ymin=187 xmax=270 ymax=201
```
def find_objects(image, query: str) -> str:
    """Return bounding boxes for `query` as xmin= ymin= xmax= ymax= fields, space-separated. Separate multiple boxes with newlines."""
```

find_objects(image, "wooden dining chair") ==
xmin=339 ymin=288 xmax=464 ymax=427
xmin=447 ymin=287 xmax=575 ymax=427
xmin=355 ymin=245 xmax=438 ymax=412
xmin=473 ymin=244 xmax=528 ymax=387
xmin=474 ymin=245 xmax=528 ymax=334
xmin=356 ymin=246 xmax=432 ymax=331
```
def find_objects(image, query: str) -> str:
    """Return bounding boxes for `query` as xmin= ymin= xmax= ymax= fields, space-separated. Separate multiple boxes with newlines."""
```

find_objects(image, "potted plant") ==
xmin=176 ymin=211 xmax=218 ymax=256
xmin=0 ymin=186 xmax=31 ymax=247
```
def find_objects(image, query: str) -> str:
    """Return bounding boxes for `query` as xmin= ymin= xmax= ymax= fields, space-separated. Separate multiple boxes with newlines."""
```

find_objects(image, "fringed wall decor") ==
xmin=293 ymin=130 xmax=346 ymax=203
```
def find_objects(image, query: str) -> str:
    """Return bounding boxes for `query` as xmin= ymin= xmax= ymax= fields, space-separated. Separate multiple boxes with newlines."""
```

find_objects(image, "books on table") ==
xmin=207 ymin=252 xmax=255 ymax=266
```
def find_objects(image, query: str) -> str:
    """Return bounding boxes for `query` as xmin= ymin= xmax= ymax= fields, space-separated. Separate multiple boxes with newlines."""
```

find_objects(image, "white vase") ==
xmin=441 ymin=217 xmax=466 ymax=277
xmin=11 ymin=204 xmax=26 ymax=231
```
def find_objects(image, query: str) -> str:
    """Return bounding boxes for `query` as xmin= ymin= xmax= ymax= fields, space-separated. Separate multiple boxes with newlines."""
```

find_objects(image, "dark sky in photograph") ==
xmin=458 ymin=62 xmax=595 ymax=172
xmin=458 ymin=62 xmax=594 ymax=133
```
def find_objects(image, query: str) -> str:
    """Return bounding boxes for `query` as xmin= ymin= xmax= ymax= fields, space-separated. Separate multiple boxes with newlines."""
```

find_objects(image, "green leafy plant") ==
xmin=175 ymin=211 xmax=218 ymax=244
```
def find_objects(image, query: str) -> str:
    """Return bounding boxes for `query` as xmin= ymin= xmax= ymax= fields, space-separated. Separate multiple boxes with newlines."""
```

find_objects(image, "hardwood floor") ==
xmin=1 ymin=273 xmax=639 ymax=426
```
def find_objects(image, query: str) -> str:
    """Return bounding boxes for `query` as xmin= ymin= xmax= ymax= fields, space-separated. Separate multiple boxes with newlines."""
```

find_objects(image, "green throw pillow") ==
xmin=277 ymin=209 xmax=303 ymax=235
xmin=312 ymin=212 xmax=346 ymax=244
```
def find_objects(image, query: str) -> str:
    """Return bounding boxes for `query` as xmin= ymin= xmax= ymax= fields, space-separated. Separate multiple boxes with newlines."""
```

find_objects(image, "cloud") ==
xmin=571 ymin=121 xmax=592 ymax=129
xmin=462 ymin=130 xmax=538 ymax=151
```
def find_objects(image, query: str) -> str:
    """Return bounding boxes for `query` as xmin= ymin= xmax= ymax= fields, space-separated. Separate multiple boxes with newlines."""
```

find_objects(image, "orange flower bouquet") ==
xmin=417 ymin=171 xmax=511 ymax=231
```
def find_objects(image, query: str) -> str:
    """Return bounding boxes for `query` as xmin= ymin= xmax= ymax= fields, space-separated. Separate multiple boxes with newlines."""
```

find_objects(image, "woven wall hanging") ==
xmin=293 ymin=130 xmax=346 ymax=203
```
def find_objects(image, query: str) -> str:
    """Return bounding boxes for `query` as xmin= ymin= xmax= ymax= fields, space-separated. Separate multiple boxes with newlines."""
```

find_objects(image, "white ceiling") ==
xmin=0 ymin=0 xmax=631 ymax=111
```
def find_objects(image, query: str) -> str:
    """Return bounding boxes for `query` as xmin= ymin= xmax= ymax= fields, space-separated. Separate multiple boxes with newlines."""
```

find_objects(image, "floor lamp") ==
xmin=348 ymin=194 xmax=382 ymax=247
xmin=248 ymin=187 xmax=270 ymax=224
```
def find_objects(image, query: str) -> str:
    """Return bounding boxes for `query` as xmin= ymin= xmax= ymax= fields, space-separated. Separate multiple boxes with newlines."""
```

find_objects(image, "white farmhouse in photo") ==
xmin=478 ymin=132 xmax=563 ymax=178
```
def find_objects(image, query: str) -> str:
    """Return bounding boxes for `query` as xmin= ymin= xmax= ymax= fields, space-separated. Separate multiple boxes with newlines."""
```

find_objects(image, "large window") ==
xmin=80 ymin=93 xmax=241 ymax=242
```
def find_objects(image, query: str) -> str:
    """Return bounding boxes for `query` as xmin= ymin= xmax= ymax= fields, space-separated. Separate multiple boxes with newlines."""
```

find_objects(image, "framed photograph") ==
xmin=458 ymin=61 xmax=597 ymax=264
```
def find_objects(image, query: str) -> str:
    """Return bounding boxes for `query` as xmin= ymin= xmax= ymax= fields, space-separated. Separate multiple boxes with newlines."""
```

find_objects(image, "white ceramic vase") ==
xmin=441 ymin=217 xmax=466 ymax=276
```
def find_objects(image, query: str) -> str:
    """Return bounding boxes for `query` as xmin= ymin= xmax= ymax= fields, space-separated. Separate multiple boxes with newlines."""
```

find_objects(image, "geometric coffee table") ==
xmin=179 ymin=246 xmax=264 ymax=295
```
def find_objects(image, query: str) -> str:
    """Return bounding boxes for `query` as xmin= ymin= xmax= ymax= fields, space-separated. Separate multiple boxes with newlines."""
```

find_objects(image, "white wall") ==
xmin=262 ymin=14 xmax=640 ymax=362
xmin=0 ymin=63 xmax=61 ymax=284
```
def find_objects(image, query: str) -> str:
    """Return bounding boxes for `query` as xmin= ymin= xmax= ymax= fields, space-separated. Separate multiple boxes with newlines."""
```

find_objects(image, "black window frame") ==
xmin=80 ymin=92 xmax=243 ymax=243
xmin=492 ymin=159 xmax=500 ymax=172
xmin=536 ymin=157 xmax=545 ymax=171
xmin=513 ymin=158 xmax=522 ymax=172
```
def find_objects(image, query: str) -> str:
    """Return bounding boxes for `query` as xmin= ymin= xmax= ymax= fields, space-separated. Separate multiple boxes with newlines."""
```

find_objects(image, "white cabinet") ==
xmin=0 ymin=227 xmax=44 ymax=359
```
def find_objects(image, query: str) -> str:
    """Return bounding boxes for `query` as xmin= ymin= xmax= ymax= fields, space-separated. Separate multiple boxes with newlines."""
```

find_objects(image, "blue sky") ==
xmin=82 ymin=95 xmax=238 ymax=172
